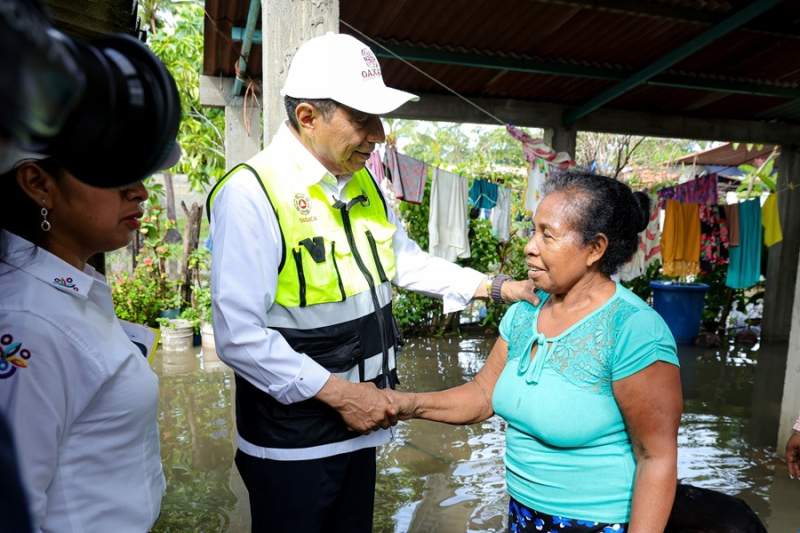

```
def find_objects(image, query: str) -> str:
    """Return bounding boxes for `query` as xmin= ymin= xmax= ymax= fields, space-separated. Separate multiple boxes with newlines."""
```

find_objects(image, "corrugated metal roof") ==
xmin=203 ymin=0 xmax=800 ymax=124
xmin=675 ymin=142 xmax=777 ymax=165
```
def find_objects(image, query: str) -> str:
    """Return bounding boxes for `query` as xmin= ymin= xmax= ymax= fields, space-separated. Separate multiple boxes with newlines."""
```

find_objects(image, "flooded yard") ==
xmin=151 ymin=336 xmax=800 ymax=532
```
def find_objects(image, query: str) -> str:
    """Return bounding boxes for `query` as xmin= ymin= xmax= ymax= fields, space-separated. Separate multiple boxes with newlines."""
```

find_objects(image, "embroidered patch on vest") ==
xmin=0 ymin=333 xmax=32 ymax=379
xmin=293 ymin=193 xmax=311 ymax=215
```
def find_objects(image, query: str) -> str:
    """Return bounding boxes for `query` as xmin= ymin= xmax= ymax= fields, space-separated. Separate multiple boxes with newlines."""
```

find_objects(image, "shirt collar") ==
xmin=1 ymin=230 xmax=99 ymax=299
xmin=273 ymin=121 xmax=346 ymax=189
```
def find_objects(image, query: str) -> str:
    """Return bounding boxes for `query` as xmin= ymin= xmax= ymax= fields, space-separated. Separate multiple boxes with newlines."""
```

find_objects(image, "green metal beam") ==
xmin=231 ymin=0 xmax=261 ymax=97
xmin=232 ymin=27 xmax=262 ymax=43
xmin=562 ymin=0 xmax=782 ymax=126
xmin=372 ymin=42 xmax=800 ymax=100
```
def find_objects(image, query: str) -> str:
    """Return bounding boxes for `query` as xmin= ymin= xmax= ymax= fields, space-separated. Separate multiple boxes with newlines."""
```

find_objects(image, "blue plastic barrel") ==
xmin=649 ymin=281 xmax=710 ymax=344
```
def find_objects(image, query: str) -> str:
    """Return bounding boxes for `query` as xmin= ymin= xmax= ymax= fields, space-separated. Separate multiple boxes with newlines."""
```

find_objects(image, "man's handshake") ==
xmin=316 ymin=376 xmax=418 ymax=433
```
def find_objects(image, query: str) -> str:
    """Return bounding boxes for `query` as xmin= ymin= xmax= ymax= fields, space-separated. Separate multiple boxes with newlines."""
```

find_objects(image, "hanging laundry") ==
xmin=525 ymin=158 xmax=548 ymax=214
xmin=428 ymin=168 xmax=470 ymax=262
xmin=385 ymin=145 xmax=428 ymax=204
xmin=699 ymin=204 xmax=729 ymax=274
xmin=726 ymin=199 xmax=762 ymax=289
xmin=723 ymin=203 xmax=740 ymax=247
xmin=661 ymin=200 xmax=701 ymax=277
xmin=490 ymin=186 xmax=511 ymax=242
xmin=643 ymin=192 xmax=661 ymax=268
xmin=617 ymin=244 xmax=645 ymax=282
xmin=365 ymin=151 xmax=385 ymax=183
xmin=506 ymin=125 xmax=555 ymax=165
xmin=618 ymin=193 xmax=661 ymax=281
xmin=468 ymin=179 xmax=498 ymax=209
xmin=505 ymin=124 xmax=576 ymax=169
xmin=761 ymin=193 xmax=783 ymax=247
xmin=658 ymin=174 xmax=718 ymax=206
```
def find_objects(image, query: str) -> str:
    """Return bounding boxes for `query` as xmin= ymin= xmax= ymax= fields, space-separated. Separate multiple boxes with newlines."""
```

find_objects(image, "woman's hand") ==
xmin=384 ymin=338 xmax=508 ymax=425
xmin=385 ymin=389 xmax=418 ymax=421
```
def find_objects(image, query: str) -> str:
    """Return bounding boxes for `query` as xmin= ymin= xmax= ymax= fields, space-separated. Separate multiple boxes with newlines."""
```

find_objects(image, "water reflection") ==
xmin=150 ymin=338 xmax=800 ymax=532
xmin=152 ymin=348 xmax=238 ymax=533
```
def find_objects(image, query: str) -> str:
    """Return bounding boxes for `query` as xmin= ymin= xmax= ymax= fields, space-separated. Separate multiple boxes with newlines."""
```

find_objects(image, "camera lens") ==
xmin=49 ymin=34 xmax=181 ymax=187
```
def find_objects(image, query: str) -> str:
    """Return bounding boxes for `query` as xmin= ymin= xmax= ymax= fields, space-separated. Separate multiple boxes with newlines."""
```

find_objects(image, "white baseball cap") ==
xmin=280 ymin=32 xmax=419 ymax=115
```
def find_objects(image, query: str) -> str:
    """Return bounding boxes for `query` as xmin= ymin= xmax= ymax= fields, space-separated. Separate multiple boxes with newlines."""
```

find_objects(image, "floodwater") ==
xmin=150 ymin=336 xmax=800 ymax=533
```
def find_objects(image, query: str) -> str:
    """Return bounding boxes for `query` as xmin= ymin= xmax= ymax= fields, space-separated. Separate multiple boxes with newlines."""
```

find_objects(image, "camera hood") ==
xmin=48 ymin=33 xmax=182 ymax=187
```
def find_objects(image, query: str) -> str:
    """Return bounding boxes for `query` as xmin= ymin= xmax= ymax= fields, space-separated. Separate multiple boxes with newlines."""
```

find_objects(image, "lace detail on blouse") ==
xmin=506 ymin=297 xmax=640 ymax=396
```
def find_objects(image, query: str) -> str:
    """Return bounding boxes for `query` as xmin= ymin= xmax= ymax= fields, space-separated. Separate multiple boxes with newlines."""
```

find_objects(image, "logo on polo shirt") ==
xmin=53 ymin=276 xmax=79 ymax=292
xmin=0 ymin=333 xmax=32 ymax=379
xmin=361 ymin=48 xmax=381 ymax=79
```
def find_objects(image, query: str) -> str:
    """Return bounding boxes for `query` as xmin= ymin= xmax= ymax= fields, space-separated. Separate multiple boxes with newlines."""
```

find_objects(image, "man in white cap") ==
xmin=207 ymin=32 xmax=536 ymax=533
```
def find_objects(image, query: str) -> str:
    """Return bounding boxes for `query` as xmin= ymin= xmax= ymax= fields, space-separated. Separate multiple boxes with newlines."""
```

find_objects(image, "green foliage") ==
xmin=149 ymin=2 xmax=225 ymax=191
xmin=180 ymin=248 xmax=212 ymax=333
xmin=621 ymin=260 xmax=661 ymax=302
xmin=736 ymin=151 xmax=778 ymax=198
xmin=111 ymin=202 xmax=181 ymax=326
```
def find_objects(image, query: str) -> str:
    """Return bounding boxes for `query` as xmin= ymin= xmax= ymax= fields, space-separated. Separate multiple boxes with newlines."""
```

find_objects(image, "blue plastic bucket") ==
xmin=649 ymin=281 xmax=710 ymax=344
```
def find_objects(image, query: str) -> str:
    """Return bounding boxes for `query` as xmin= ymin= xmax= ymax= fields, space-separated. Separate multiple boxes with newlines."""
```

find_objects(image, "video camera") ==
xmin=0 ymin=0 xmax=181 ymax=187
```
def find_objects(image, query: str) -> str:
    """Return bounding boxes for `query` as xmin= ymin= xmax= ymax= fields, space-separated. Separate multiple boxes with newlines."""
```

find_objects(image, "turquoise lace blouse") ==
xmin=492 ymin=283 xmax=678 ymax=523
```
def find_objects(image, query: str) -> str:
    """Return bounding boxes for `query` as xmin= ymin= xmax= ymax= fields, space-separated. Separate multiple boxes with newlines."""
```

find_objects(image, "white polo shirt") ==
xmin=0 ymin=231 xmax=165 ymax=533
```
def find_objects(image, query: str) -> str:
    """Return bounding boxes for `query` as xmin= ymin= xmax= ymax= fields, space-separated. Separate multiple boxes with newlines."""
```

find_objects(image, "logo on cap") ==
xmin=361 ymin=48 xmax=381 ymax=79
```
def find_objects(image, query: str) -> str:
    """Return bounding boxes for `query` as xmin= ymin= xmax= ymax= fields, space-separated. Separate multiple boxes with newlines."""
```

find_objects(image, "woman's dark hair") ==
xmin=542 ymin=170 xmax=651 ymax=275
xmin=0 ymin=158 xmax=65 ymax=258
xmin=284 ymin=96 xmax=338 ymax=131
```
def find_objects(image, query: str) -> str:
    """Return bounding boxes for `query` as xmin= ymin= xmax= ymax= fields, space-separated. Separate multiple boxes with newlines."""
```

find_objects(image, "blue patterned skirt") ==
xmin=508 ymin=497 xmax=627 ymax=533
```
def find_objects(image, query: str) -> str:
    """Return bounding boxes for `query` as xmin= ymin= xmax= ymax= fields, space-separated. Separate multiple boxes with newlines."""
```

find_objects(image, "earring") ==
xmin=40 ymin=207 xmax=51 ymax=232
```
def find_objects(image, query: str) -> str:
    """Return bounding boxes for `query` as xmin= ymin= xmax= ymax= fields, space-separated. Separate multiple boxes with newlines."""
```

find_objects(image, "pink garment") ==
xmin=385 ymin=146 xmax=428 ymax=204
xmin=644 ymin=193 xmax=661 ymax=266
xmin=658 ymin=174 xmax=718 ymax=207
xmin=365 ymin=151 xmax=385 ymax=184
xmin=505 ymin=124 xmax=575 ymax=169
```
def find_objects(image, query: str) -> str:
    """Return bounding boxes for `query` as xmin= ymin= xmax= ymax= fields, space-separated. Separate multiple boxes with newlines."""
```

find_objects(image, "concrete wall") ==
xmin=544 ymin=126 xmax=577 ymax=158
xmin=261 ymin=0 xmax=339 ymax=142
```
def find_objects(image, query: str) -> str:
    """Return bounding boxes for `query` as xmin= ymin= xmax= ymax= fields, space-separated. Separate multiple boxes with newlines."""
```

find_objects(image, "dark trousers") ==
xmin=235 ymin=447 xmax=377 ymax=533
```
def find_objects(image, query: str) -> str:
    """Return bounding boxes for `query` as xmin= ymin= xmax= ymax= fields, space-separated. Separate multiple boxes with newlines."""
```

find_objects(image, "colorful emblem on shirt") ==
xmin=0 ymin=334 xmax=32 ymax=379
xmin=53 ymin=276 xmax=79 ymax=292
xmin=293 ymin=193 xmax=311 ymax=216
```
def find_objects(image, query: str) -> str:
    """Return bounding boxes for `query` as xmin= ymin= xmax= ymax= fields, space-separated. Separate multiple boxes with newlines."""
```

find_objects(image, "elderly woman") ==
xmin=392 ymin=171 xmax=682 ymax=533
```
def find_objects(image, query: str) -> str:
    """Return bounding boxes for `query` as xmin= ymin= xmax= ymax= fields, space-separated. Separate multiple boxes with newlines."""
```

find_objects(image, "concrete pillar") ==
xmin=224 ymin=99 xmax=262 ymax=170
xmin=777 ymin=247 xmax=800 ymax=450
xmin=543 ymin=126 xmax=577 ymax=158
xmin=762 ymin=146 xmax=800 ymax=342
xmin=198 ymin=76 xmax=262 ymax=170
xmin=262 ymin=0 xmax=339 ymax=143
xmin=777 ymin=249 xmax=800 ymax=448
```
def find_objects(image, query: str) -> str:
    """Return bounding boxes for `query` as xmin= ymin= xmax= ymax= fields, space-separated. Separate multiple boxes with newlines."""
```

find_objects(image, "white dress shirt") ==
xmin=210 ymin=122 xmax=485 ymax=410
xmin=0 ymin=231 xmax=165 ymax=533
